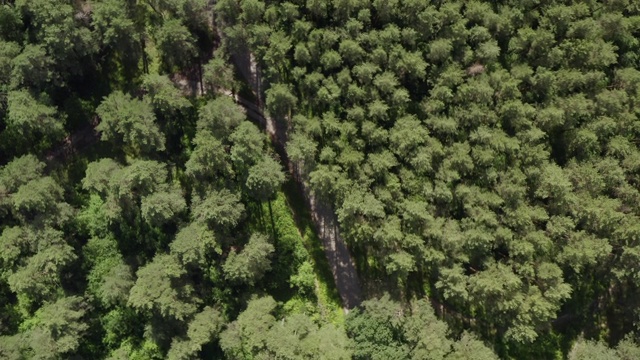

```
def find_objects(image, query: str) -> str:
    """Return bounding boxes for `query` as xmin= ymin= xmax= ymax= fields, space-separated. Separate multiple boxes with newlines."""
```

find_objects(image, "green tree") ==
xmin=197 ymin=96 xmax=245 ymax=138
xmin=7 ymin=238 xmax=76 ymax=306
xmin=185 ymin=130 xmax=233 ymax=183
xmin=265 ymin=83 xmax=297 ymax=118
xmin=202 ymin=54 xmax=237 ymax=94
xmin=0 ymin=155 xmax=45 ymax=216
xmin=96 ymin=91 xmax=165 ymax=155
xmin=167 ymin=307 xmax=224 ymax=360
xmin=22 ymin=296 xmax=89 ymax=360
xmin=10 ymin=44 xmax=53 ymax=90
xmin=191 ymin=189 xmax=245 ymax=230
xmin=170 ymin=222 xmax=219 ymax=268
xmin=223 ymin=233 xmax=274 ymax=286
xmin=446 ymin=333 xmax=499 ymax=360
xmin=141 ymin=187 xmax=187 ymax=227
xmin=142 ymin=74 xmax=191 ymax=114
xmin=15 ymin=0 xmax=97 ymax=74
xmin=346 ymin=295 xmax=410 ymax=360
xmin=219 ymin=296 xmax=277 ymax=359
xmin=128 ymin=254 xmax=198 ymax=321
xmin=92 ymin=0 xmax=137 ymax=48
xmin=245 ymin=155 xmax=286 ymax=202
xmin=4 ymin=89 xmax=63 ymax=153
xmin=154 ymin=18 xmax=197 ymax=71
xmin=229 ymin=121 xmax=265 ymax=169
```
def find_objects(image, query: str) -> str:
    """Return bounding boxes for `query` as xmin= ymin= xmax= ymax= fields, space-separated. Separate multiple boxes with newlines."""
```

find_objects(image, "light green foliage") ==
xmin=223 ymin=233 xmax=274 ymax=285
xmin=5 ymin=0 xmax=640 ymax=358
xmin=82 ymin=158 xmax=122 ymax=195
xmin=92 ymin=0 xmax=137 ymax=47
xmin=97 ymin=262 xmax=134 ymax=308
xmin=96 ymin=91 xmax=166 ymax=155
xmin=568 ymin=338 xmax=621 ymax=360
xmin=346 ymin=295 xmax=410 ymax=360
xmin=0 ymin=334 xmax=24 ymax=360
xmin=111 ymin=160 xmax=168 ymax=202
xmin=0 ymin=155 xmax=45 ymax=214
xmin=14 ymin=0 xmax=97 ymax=71
xmin=82 ymin=158 xmax=173 ymax=227
xmin=289 ymin=260 xmax=315 ymax=295
xmin=0 ymin=40 xmax=20 ymax=87
xmin=229 ymin=121 xmax=265 ymax=169
xmin=185 ymin=130 xmax=232 ymax=182
xmin=286 ymin=132 xmax=317 ymax=172
xmin=1 ymin=226 xmax=74 ymax=308
xmin=203 ymin=54 xmax=237 ymax=93
xmin=265 ymin=83 xmax=297 ymax=117
xmin=346 ymin=295 xmax=497 ymax=360
xmin=10 ymin=44 xmax=53 ymax=90
xmin=12 ymin=177 xmax=64 ymax=218
xmin=447 ymin=333 xmax=499 ymax=360
xmin=8 ymin=241 xmax=75 ymax=303
xmin=220 ymin=296 xmax=277 ymax=358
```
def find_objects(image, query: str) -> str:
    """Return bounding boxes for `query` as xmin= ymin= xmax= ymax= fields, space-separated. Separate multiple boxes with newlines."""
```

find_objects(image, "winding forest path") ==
xmin=44 ymin=52 xmax=363 ymax=312
xmin=225 ymin=48 xmax=363 ymax=310
xmin=234 ymin=91 xmax=363 ymax=311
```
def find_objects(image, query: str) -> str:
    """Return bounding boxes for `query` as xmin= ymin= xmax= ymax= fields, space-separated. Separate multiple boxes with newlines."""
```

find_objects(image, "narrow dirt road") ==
xmin=229 ymin=49 xmax=363 ymax=311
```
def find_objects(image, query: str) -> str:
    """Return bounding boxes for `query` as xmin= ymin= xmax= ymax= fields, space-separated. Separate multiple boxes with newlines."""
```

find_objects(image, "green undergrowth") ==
xmin=251 ymin=183 xmax=344 ymax=325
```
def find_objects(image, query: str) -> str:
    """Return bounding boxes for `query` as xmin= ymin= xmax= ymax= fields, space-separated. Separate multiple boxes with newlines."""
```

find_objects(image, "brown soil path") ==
xmin=228 ymin=48 xmax=363 ymax=311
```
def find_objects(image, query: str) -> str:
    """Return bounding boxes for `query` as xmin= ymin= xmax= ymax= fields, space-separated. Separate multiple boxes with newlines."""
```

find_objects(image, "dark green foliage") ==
xmin=154 ymin=18 xmax=198 ymax=71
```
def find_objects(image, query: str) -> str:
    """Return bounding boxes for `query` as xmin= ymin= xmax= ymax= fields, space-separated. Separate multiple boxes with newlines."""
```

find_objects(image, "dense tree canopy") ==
xmin=3 ymin=0 xmax=640 ymax=359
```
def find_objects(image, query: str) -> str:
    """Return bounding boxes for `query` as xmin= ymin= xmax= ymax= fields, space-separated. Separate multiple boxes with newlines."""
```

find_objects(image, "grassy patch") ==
xmin=248 ymin=182 xmax=343 ymax=324
xmin=280 ymin=178 xmax=344 ymax=323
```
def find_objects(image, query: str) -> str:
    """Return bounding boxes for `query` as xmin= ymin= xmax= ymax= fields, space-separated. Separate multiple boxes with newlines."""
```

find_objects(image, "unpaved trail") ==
xmin=228 ymin=48 xmax=363 ymax=311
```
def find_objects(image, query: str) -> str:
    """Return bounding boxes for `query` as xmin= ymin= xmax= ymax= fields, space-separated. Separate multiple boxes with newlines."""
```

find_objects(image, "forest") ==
xmin=2 ymin=0 xmax=640 ymax=359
